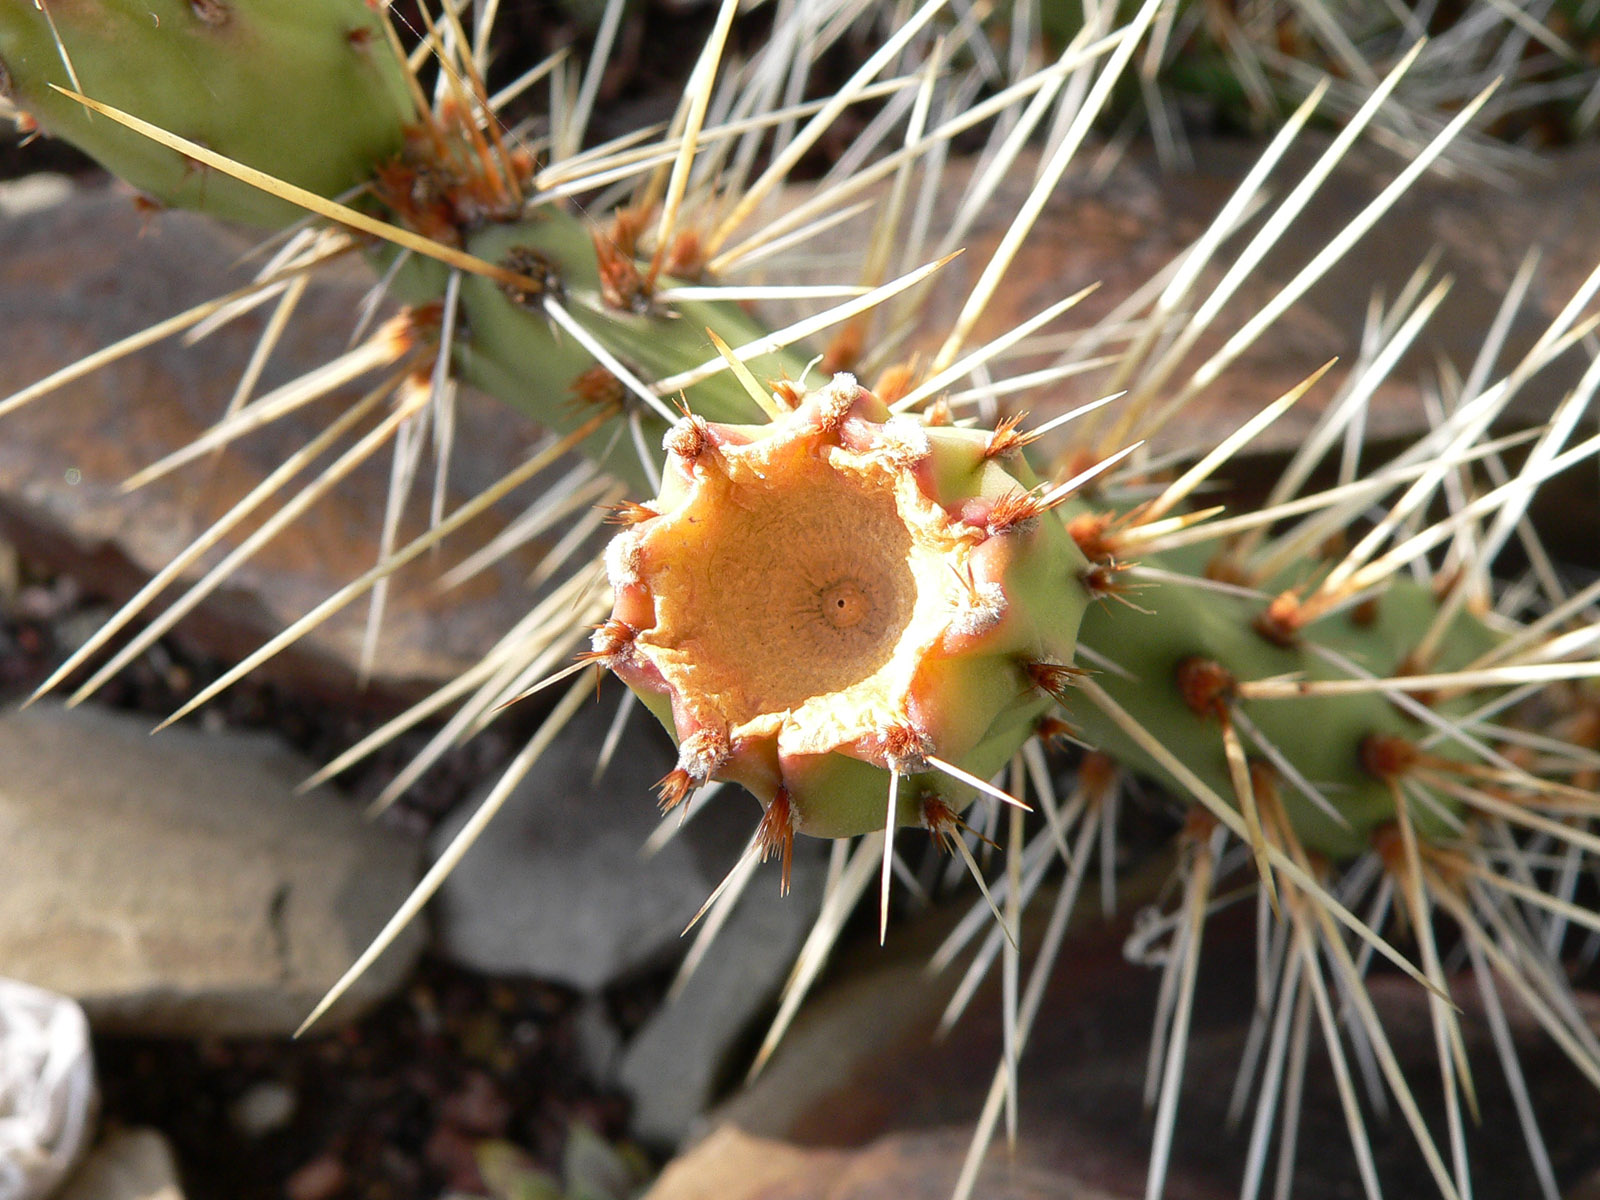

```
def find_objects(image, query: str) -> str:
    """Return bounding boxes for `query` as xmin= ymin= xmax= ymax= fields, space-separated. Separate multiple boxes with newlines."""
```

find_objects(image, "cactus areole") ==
xmin=598 ymin=375 xmax=1092 ymax=840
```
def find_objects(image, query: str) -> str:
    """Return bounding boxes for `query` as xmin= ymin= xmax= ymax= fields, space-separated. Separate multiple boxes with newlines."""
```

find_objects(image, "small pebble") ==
xmin=440 ymin=1071 xmax=510 ymax=1137
xmin=0 ymin=538 xmax=19 ymax=605
xmin=229 ymin=1080 xmax=297 ymax=1138
xmin=423 ymin=1123 xmax=483 ymax=1193
xmin=286 ymin=1153 xmax=348 ymax=1200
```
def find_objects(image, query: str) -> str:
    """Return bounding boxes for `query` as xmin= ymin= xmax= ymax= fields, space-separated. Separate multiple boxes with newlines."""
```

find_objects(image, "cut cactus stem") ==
xmin=597 ymin=374 xmax=1092 ymax=840
xmin=595 ymin=375 xmax=1506 ymax=864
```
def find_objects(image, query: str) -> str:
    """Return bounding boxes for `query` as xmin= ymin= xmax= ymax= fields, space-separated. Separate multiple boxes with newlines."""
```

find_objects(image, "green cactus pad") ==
xmin=1064 ymin=547 xmax=1503 ymax=860
xmin=385 ymin=213 xmax=816 ymax=495
xmin=0 ymin=0 xmax=414 ymax=226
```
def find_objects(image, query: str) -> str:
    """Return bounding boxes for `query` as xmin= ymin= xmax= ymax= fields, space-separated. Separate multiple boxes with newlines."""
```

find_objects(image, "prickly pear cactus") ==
xmin=596 ymin=375 xmax=1090 ymax=850
xmin=6 ymin=3 xmax=1600 ymax=1197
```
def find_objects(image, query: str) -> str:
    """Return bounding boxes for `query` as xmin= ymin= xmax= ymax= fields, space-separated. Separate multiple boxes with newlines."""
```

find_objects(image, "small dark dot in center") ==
xmin=820 ymin=579 xmax=871 ymax=630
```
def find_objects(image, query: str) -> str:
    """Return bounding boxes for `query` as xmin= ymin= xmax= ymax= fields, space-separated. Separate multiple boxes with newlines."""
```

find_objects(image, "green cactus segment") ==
xmin=597 ymin=377 xmax=1092 ymax=839
xmin=1064 ymin=551 xmax=1501 ymax=860
xmin=387 ymin=214 xmax=815 ymax=496
xmin=3 ymin=0 xmax=1526 ymax=877
xmin=0 ymin=0 xmax=413 ymax=226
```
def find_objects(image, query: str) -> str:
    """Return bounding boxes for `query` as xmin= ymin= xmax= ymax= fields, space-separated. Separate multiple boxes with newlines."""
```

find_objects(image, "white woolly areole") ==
xmin=677 ymin=726 xmax=730 ymax=782
xmin=947 ymin=580 xmax=1008 ymax=640
xmin=604 ymin=532 xmax=644 ymax=589
xmin=883 ymin=728 xmax=934 ymax=775
xmin=661 ymin=417 xmax=704 ymax=460
xmin=815 ymin=372 xmax=861 ymax=425
xmin=879 ymin=414 xmax=932 ymax=465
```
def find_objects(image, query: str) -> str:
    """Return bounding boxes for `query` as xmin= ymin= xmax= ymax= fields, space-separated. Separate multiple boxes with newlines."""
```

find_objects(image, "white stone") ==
xmin=0 ymin=979 xmax=95 ymax=1200
xmin=0 ymin=176 xmax=73 ymax=220
xmin=228 ymin=1082 xmax=297 ymax=1139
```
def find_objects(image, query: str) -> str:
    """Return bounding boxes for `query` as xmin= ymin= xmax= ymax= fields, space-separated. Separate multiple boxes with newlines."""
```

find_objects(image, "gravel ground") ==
xmin=0 ymin=544 xmax=660 ymax=1200
xmin=93 ymin=965 xmax=633 ymax=1200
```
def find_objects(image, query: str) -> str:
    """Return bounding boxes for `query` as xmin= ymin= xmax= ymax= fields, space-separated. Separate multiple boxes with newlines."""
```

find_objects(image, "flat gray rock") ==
xmin=619 ymin=847 xmax=826 ymax=1147
xmin=0 ymin=704 xmax=424 ymax=1036
xmin=429 ymin=696 xmax=760 ymax=992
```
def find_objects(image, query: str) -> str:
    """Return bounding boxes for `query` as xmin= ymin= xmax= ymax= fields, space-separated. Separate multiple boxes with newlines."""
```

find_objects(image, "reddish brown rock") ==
xmin=646 ymin=1124 xmax=1135 ymax=1200
xmin=794 ymin=141 xmax=1597 ymax=464
xmin=652 ymin=866 xmax=1600 ymax=1200
xmin=0 ymin=178 xmax=544 ymax=703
